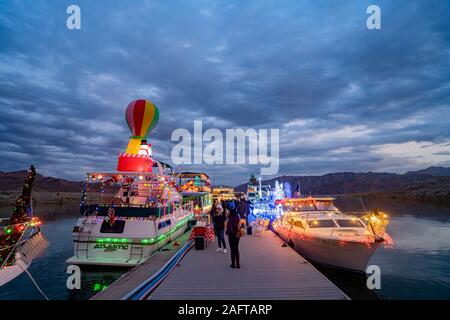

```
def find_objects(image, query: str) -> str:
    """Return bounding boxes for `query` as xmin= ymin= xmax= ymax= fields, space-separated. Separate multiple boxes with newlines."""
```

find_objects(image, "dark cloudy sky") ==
xmin=0 ymin=0 xmax=449 ymax=186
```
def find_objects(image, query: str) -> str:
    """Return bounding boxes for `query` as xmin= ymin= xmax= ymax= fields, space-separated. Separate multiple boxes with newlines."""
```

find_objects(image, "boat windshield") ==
xmin=335 ymin=219 xmax=365 ymax=228
xmin=283 ymin=200 xmax=337 ymax=212
xmin=307 ymin=219 xmax=337 ymax=228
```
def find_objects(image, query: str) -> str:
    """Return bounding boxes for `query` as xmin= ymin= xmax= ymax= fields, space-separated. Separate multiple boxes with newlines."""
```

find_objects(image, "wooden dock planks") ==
xmin=148 ymin=231 xmax=349 ymax=300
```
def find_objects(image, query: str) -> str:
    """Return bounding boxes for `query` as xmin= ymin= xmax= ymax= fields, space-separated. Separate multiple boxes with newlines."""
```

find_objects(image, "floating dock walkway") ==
xmin=93 ymin=231 xmax=348 ymax=300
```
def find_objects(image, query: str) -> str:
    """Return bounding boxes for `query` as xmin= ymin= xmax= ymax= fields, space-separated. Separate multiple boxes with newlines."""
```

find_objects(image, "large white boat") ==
xmin=273 ymin=197 xmax=392 ymax=273
xmin=66 ymin=170 xmax=195 ymax=267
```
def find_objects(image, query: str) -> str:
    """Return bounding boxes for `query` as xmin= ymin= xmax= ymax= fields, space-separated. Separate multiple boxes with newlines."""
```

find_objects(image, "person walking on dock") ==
xmin=212 ymin=200 xmax=227 ymax=253
xmin=226 ymin=208 xmax=242 ymax=269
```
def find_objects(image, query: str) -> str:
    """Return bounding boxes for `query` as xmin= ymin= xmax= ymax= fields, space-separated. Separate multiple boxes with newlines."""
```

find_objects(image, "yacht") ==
xmin=273 ymin=197 xmax=392 ymax=272
xmin=66 ymin=169 xmax=195 ymax=267
xmin=67 ymin=99 xmax=197 ymax=267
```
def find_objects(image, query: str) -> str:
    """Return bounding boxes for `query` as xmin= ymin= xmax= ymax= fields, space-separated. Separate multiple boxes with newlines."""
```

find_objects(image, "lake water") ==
xmin=1 ymin=199 xmax=449 ymax=300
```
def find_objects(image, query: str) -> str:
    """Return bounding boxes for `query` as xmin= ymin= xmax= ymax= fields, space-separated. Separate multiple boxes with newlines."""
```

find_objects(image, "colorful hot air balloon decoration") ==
xmin=117 ymin=99 xmax=159 ymax=172
xmin=125 ymin=99 xmax=159 ymax=154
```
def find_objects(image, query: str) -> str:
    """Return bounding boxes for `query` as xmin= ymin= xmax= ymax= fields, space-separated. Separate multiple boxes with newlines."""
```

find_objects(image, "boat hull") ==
xmin=275 ymin=227 xmax=382 ymax=273
xmin=66 ymin=216 xmax=192 ymax=267
xmin=0 ymin=231 xmax=48 ymax=287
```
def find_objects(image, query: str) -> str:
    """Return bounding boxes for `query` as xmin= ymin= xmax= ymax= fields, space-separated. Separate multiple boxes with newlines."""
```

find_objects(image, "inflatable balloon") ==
xmin=125 ymin=99 xmax=159 ymax=154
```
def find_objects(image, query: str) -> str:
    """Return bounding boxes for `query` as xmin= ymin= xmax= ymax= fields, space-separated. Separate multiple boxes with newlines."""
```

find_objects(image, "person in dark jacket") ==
xmin=237 ymin=198 xmax=247 ymax=220
xmin=212 ymin=200 xmax=227 ymax=253
xmin=226 ymin=208 xmax=241 ymax=268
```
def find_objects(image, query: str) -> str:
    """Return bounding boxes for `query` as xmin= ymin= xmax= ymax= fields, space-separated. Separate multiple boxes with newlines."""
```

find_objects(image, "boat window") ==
xmin=307 ymin=219 xmax=336 ymax=228
xmin=158 ymin=219 xmax=171 ymax=229
xmin=285 ymin=204 xmax=317 ymax=212
xmin=315 ymin=201 xmax=337 ymax=211
xmin=287 ymin=217 xmax=304 ymax=228
xmin=336 ymin=219 xmax=365 ymax=228
xmin=100 ymin=220 xmax=126 ymax=233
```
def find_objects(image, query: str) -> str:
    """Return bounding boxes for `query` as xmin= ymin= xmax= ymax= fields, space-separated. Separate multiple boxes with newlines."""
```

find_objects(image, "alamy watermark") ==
xmin=67 ymin=4 xmax=381 ymax=31
xmin=170 ymin=120 xmax=279 ymax=176
xmin=66 ymin=5 xmax=81 ymax=30
xmin=66 ymin=264 xmax=81 ymax=290
xmin=366 ymin=265 xmax=381 ymax=290
xmin=367 ymin=5 xmax=381 ymax=30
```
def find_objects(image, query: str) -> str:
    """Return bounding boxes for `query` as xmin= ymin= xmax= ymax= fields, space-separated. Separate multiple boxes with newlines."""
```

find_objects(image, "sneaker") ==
xmin=222 ymin=249 xmax=227 ymax=254
xmin=216 ymin=248 xmax=222 ymax=252
xmin=236 ymin=264 xmax=240 ymax=269
xmin=230 ymin=264 xmax=236 ymax=268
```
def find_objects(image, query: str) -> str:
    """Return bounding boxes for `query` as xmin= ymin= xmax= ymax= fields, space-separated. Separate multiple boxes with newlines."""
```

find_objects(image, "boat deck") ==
xmin=149 ymin=231 xmax=348 ymax=300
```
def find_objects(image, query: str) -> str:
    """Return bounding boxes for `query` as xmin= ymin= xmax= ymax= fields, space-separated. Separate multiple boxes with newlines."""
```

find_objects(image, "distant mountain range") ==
xmin=406 ymin=166 xmax=450 ymax=176
xmin=1 ymin=166 xmax=449 ymax=202
xmin=235 ymin=166 xmax=450 ymax=197
xmin=375 ymin=176 xmax=450 ymax=204
xmin=0 ymin=170 xmax=82 ymax=192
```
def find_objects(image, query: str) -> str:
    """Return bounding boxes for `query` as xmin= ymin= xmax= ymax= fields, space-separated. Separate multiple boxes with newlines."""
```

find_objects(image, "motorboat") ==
xmin=66 ymin=99 xmax=196 ymax=267
xmin=0 ymin=218 xmax=48 ymax=287
xmin=273 ymin=196 xmax=392 ymax=272
xmin=66 ymin=170 xmax=195 ymax=267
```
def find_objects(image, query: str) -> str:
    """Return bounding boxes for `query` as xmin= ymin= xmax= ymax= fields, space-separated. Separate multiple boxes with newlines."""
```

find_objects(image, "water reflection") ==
xmin=68 ymin=266 xmax=130 ymax=300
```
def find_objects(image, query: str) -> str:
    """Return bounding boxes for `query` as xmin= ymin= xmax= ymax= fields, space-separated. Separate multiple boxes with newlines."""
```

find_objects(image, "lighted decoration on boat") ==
xmin=274 ymin=180 xmax=285 ymax=200
xmin=248 ymin=179 xmax=281 ymax=220
xmin=117 ymin=99 xmax=160 ymax=172
xmin=362 ymin=208 xmax=391 ymax=241
xmin=284 ymin=182 xmax=292 ymax=198
xmin=124 ymin=99 xmax=159 ymax=154
xmin=1 ymin=166 xmax=48 ymax=286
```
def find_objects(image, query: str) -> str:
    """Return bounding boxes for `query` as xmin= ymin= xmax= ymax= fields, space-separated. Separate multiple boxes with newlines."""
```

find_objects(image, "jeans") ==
xmin=215 ymin=229 xmax=226 ymax=249
xmin=228 ymin=234 xmax=240 ymax=266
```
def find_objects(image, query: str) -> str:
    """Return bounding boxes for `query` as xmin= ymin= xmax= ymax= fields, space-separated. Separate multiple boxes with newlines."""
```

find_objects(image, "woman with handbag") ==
xmin=212 ymin=200 xmax=227 ymax=253
xmin=226 ymin=208 xmax=243 ymax=269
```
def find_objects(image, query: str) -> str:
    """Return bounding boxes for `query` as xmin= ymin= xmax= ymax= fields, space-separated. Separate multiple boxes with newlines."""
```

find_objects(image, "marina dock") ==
xmin=93 ymin=231 xmax=348 ymax=300
xmin=92 ymin=232 xmax=192 ymax=300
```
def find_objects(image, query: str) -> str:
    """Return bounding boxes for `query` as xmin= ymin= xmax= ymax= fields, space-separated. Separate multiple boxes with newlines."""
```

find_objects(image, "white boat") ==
xmin=0 ymin=218 xmax=48 ymax=287
xmin=66 ymin=171 xmax=195 ymax=267
xmin=176 ymin=172 xmax=213 ymax=215
xmin=273 ymin=197 xmax=392 ymax=273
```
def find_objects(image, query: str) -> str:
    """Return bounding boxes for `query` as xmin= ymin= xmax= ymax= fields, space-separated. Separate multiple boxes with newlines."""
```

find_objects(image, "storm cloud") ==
xmin=0 ymin=0 xmax=449 ymax=186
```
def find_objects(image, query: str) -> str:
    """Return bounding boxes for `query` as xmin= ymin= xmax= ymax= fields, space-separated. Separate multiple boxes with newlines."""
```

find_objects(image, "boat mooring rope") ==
xmin=122 ymin=240 xmax=193 ymax=300
xmin=19 ymin=265 xmax=50 ymax=300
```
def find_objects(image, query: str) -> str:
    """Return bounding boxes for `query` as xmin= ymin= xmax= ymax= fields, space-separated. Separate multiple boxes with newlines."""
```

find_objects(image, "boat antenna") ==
xmin=359 ymin=195 xmax=368 ymax=212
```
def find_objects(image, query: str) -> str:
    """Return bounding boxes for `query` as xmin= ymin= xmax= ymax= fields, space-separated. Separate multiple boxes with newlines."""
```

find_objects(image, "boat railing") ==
xmin=329 ymin=228 xmax=336 ymax=237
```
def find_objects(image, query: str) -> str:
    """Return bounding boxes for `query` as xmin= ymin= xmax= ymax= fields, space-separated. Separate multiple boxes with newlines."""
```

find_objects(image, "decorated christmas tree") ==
xmin=10 ymin=165 xmax=36 ymax=224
